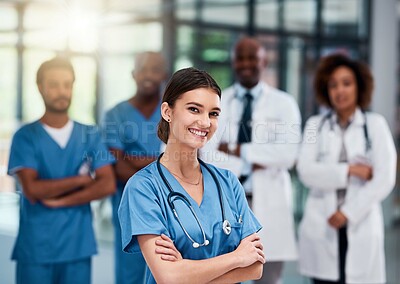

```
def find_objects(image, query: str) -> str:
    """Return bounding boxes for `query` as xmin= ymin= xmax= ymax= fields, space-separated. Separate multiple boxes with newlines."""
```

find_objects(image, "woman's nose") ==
xmin=198 ymin=114 xmax=211 ymax=128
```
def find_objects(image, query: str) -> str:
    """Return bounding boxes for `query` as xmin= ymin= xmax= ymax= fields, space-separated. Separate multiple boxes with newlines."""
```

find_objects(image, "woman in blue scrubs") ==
xmin=118 ymin=67 xmax=265 ymax=284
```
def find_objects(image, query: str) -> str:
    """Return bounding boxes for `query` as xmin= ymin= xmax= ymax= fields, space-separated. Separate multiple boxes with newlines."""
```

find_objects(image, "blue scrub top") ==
xmin=8 ymin=121 xmax=114 ymax=264
xmin=103 ymin=100 xmax=161 ymax=156
xmin=118 ymin=161 xmax=262 ymax=283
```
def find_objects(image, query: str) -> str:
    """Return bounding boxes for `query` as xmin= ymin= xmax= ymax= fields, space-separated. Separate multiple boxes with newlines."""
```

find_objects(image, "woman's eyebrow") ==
xmin=186 ymin=102 xmax=221 ymax=112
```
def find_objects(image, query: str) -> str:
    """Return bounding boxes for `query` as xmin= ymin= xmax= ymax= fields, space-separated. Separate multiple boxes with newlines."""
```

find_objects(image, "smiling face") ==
xmin=327 ymin=66 xmax=358 ymax=114
xmin=161 ymin=87 xmax=221 ymax=151
xmin=38 ymin=67 xmax=74 ymax=113
xmin=232 ymin=38 xmax=267 ymax=89
xmin=133 ymin=52 xmax=167 ymax=97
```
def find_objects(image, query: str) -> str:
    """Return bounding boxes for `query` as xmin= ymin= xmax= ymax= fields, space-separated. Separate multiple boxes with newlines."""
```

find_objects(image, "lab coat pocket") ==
xmin=215 ymin=220 xmax=243 ymax=255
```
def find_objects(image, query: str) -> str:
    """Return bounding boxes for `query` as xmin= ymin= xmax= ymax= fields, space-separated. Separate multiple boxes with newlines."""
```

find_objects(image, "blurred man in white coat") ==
xmin=202 ymin=36 xmax=301 ymax=284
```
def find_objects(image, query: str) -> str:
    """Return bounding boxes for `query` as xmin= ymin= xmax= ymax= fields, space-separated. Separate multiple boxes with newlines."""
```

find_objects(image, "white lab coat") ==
xmin=202 ymin=82 xmax=301 ymax=261
xmin=297 ymin=108 xmax=397 ymax=283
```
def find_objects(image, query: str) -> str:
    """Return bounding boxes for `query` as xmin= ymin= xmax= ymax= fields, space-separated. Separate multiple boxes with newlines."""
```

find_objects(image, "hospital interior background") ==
xmin=0 ymin=0 xmax=399 ymax=283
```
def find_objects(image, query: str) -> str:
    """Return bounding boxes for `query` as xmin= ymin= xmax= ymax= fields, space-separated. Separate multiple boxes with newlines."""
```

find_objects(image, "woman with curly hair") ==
xmin=297 ymin=54 xmax=396 ymax=284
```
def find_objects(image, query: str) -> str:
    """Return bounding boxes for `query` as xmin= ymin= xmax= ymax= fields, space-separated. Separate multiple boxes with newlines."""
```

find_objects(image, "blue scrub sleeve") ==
xmin=228 ymin=171 xmax=262 ymax=239
xmin=102 ymin=109 xmax=124 ymax=150
xmin=8 ymin=128 xmax=38 ymax=175
xmin=85 ymin=126 xmax=115 ymax=170
xmin=118 ymin=173 xmax=169 ymax=253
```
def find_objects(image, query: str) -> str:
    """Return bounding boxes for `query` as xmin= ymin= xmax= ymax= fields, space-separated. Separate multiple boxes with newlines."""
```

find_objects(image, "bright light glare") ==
xmin=55 ymin=6 xmax=99 ymax=52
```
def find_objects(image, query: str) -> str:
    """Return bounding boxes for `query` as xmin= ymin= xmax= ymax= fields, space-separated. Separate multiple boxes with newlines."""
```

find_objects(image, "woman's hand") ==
xmin=233 ymin=233 xmax=265 ymax=268
xmin=328 ymin=210 xmax=348 ymax=229
xmin=155 ymin=234 xmax=182 ymax=261
xmin=348 ymin=164 xmax=373 ymax=181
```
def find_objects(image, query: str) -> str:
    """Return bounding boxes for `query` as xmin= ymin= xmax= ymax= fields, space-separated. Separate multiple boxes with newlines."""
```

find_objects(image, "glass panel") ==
xmin=0 ymin=48 xmax=17 ymax=194
xmin=102 ymin=12 xmax=133 ymax=26
xmin=200 ymin=30 xmax=231 ymax=63
xmin=102 ymin=23 xmax=162 ymax=54
xmin=0 ymin=4 xmax=18 ymax=30
xmin=68 ymin=0 xmax=104 ymax=11
xmin=100 ymin=55 xmax=136 ymax=116
xmin=69 ymin=56 xmax=96 ymax=124
xmin=202 ymin=1 xmax=247 ymax=26
xmin=67 ymin=10 xmax=99 ymax=53
xmin=176 ymin=0 xmax=197 ymax=21
xmin=285 ymin=38 xmax=303 ymax=104
xmin=174 ymin=56 xmax=194 ymax=71
xmin=203 ymin=0 xmax=246 ymax=5
xmin=22 ymin=50 xmax=56 ymax=122
xmin=256 ymin=0 xmax=279 ymax=29
xmin=24 ymin=30 xmax=67 ymax=50
xmin=177 ymin=26 xmax=194 ymax=54
xmin=207 ymin=65 xmax=232 ymax=90
xmin=323 ymin=0 xmax=367 ymax=37
xmin=24 ymin=3 xmax=64 ymax=30
xmin=24 ymin=2 xmax=100 ymax=52
xmin=0 ymin=48 xmax=18 ymax=137
xmin=0 ymin=33 xmax=18 ymax=46
xmin=106 ymin=0 xmax=162 ymax=18
xmin=0 ymin=135 xmax=16 ymax=193
xmin=284 ymin=0 xmax=316 ymax=33
xmin=258 ymin=35 xmax=279 ymax=88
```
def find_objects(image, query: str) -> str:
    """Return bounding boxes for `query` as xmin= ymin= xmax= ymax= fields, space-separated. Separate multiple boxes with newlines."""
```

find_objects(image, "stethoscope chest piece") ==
xmin=223 ymin=220 xmax=232 ymax=235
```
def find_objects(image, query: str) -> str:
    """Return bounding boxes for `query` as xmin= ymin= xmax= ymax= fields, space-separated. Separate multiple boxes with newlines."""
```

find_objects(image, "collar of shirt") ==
xmin=331 ymin=107 xmax=365 ymax=130
xmin=234 ymin=81 xmax=263 ymax=101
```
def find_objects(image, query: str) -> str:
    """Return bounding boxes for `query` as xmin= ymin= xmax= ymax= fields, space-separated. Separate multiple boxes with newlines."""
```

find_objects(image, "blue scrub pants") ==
xmin=112 ymin=190 xmax=146 ymax=284
xmin=16 ymin=258 xmax=91 ymax=284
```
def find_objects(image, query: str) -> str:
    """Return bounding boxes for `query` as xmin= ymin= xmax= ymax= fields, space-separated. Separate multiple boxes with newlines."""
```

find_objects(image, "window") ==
xmin=256 ymin=0 xmax=279 ymax=29
xmin=322 ymin=0 xmax=368 ymax=37
xmin=284 ymin=0 xmax=316 ymax=33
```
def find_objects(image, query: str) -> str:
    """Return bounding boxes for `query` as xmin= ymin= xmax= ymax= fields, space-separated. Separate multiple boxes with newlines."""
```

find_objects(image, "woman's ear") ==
xmin=161 ymin=102 xmax=171 ymax=122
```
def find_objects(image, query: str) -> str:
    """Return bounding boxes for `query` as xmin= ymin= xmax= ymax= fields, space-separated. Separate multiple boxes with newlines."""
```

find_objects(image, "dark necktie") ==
xmin=237 ymin=93 xmax=253 ymax=143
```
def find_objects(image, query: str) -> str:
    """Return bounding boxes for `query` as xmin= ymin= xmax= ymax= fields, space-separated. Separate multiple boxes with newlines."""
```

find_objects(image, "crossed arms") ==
xmin=138 ymin=233 xmax=265 ymax=284
xmin=16 ymin=165 xmax=115 ymax=207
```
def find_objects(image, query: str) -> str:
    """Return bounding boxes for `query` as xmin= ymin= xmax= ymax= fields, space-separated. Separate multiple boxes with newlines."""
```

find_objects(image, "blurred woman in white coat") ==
xmin=297 ymin=53 xmax=396 ymax=284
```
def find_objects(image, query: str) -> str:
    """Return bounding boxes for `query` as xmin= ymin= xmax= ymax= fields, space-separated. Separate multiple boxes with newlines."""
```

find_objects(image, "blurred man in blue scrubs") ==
xmin=102 ymin=51 xmax=168 ymax=284
xmin=7 ymin=57 xmax=116 ymax=284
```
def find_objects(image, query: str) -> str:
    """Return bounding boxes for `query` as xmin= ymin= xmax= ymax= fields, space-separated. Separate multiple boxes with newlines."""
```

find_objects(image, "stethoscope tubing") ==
xmin=156 ymin=153 xmax=231 ymax=248
xmin=318 ymin=110 xmax=371 ymax=154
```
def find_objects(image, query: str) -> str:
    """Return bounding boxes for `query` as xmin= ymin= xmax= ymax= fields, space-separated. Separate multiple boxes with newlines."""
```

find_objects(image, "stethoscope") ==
xmin=156 ymin=153 xmax=232 ymax=248
xmin=317 ymin=110 xmax=371 ymax=159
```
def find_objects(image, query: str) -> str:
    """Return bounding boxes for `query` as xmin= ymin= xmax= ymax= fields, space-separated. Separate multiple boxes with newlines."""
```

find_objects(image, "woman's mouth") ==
xmin=189 ymin=128 xmax=208 ymax=137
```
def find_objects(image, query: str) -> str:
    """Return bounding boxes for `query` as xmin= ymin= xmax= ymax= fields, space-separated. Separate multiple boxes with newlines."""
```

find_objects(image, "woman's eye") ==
xmin=188 ymin=107 xmax=199 ymax=113
xmin=210 ymin=112 xmax=220 ymax=117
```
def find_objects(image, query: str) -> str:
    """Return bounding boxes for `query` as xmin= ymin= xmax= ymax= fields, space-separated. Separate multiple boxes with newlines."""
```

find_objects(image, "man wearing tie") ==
xmin=203 ymin=36 xmax=301 ymax=284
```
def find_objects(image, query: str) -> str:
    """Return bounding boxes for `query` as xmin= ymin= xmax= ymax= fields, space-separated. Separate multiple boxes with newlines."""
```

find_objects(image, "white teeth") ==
xmin=189 ymin=128 xmax=207 ymax=137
